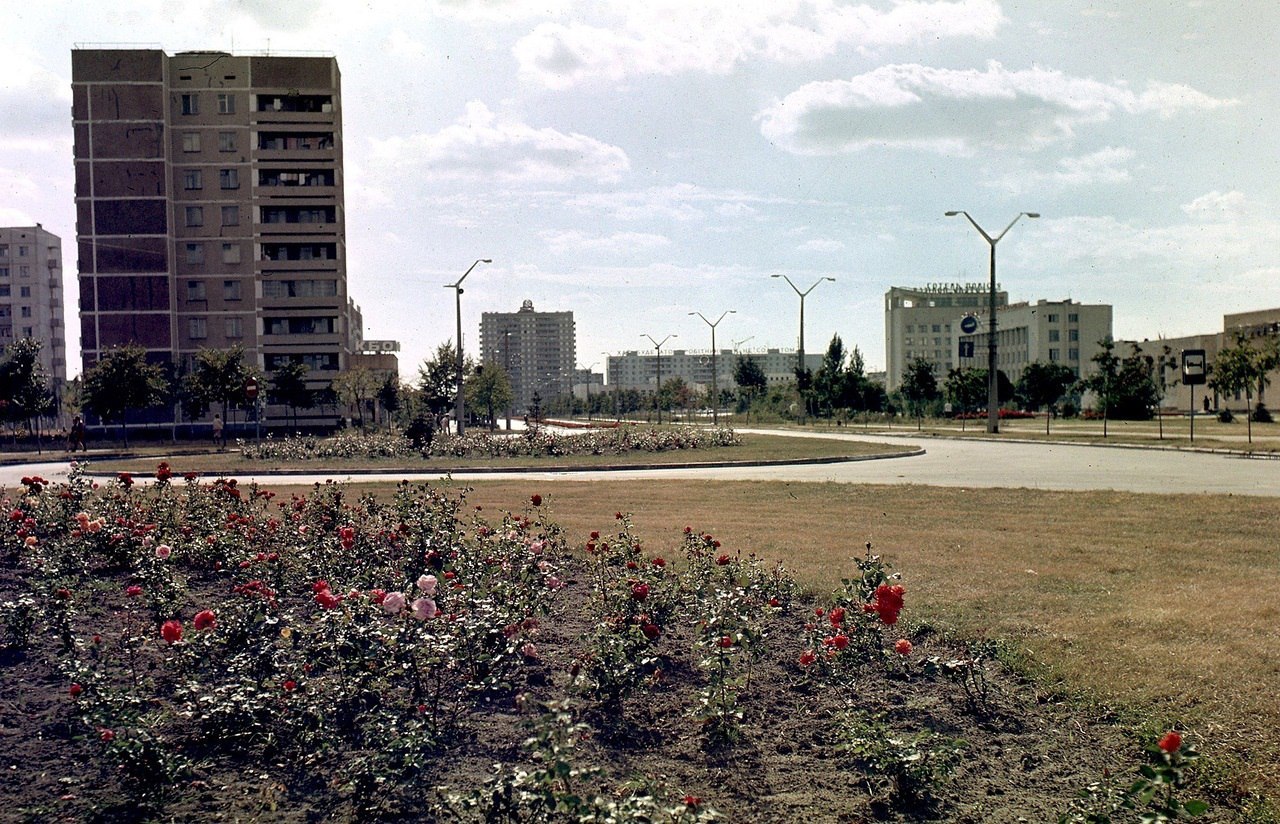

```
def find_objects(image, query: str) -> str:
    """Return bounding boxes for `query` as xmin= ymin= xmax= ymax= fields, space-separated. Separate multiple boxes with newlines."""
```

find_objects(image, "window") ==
xmin=1068 ymin=313 xmax=1079 ymax=323
xmin=20 ymin=306 xmax=31 ymax=318
xmin=185 ymin=206 xmax=203 ymax=227
xmin=18 ymin=246 xmax=28 ymax=257
xmin=22 ymin=327 xmax=32 ymax=338
xmin=219 ymin=131 xmax=236 ymax=152
xmin=185 ymin=243 xmax=204 ymax=264
xmin=0 ymin=285 xmax=7 ymax=297
xmin=19 ymin=265 xmax=29 ymax=277
xmin=217 ymin=93 xmax=235 ymax=114
xmin=1049 ymin=348 xmax=1060 ymax=361
xmin=1069 ymin=348 xmax=1079 ymax=361
xmin=932 ymin=324 xmax=941 ymax=333
xmin=905 ymin=325 xmax=914 ymax=333
xmin=1047 ymin=313 xmax=1059 ymax=323
xmin=220 ymin=205 xmax=239 ymax=226
xmin=183 ymin=169 xmax=202 ymax=190
xmin=188 ymin=318 xmax=207 ymax=339
xmin=1048 ymin=329 xmax=1060 ymax=342
xmin=181 ymin=93 xmax=199 ymax=115
xmin=186 ymin=280 xmax=206 ymax=300
xmin=1069 ymin=329 xmax=1079 ymax=342
xmin=0 ymin=245 xmax=6 ymax=257
xmin=182 ymin=132 xmax=201 ymax=152
xmin=223 ymin=279 xmax=242 ymax=299
xmin=19 ymin=286 xmax=30 ymax=297
xmin=225 ymin=317 xmax=243 ymax=338
xmin=219 ymin=169 xmax=239 ymax=189
xmin=222 ymin=244 xmax=241 ymax=265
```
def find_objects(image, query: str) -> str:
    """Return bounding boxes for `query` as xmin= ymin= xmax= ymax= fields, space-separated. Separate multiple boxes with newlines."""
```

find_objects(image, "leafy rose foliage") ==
xmin=1 ymin=464 xmax=566 ymax=811
xmin=1060 ymin=731 xmax=1207 ymax=823
xmin=239 ymin=426 xmax=740 ymax=462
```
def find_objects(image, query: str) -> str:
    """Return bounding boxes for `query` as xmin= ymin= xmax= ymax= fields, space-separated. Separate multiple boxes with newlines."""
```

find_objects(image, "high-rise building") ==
xmin=606 ymin=348 xmax=823 ymax=390
xmin=71 ymin=48 xmax=358 ymax=424
xmin=479 ymin=300 xmax=576 ymax=414
xmin=0 ymin=225 xmax=68 ymax=394
xmin=885 ymin=283 xmax=1006 ymax=392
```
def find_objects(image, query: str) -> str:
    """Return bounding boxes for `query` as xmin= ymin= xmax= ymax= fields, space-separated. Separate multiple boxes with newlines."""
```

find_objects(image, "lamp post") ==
xmin=443 ymin=258 xmax=491 ymax=437
xmin=602 ymin=351 xmax=619 ymax=421
xmin=579 ymin=361 xmax=598 ymax=421
xmin=689 ymin=310 xmax=735 ymax=425
xmin=643 ymin=334 xmax=676 ymax=424
xmin=944 ymin=211 xmax=1038 ymax=434
xmin=772 ymin=275 xmax=835 ymax=424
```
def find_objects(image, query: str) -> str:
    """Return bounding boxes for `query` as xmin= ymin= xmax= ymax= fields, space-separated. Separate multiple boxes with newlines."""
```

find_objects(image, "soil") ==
xmin=0 ymin=551 xmax=1140 ymax=824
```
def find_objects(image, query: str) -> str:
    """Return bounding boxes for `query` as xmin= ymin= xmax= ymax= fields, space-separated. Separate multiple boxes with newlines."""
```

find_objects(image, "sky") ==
xmin=2 ymin=1 xmax=1278 ymax=380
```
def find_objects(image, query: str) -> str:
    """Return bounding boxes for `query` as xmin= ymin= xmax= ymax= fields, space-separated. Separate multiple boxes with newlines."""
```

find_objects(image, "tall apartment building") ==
xmin=71 ymin=48 xmax=358 ymax=424
xmin=0 ymin=225 xmax=68 ymax=393
xmin=885 ymin=283 xmax=1006 ymax=392
xmin=606 ymin=349 xmax=823 ymax=391
xmin=952 ymin=299 xmax=1112 ymax=382
xmin=478 ymin=300 xmax=576 ymax=414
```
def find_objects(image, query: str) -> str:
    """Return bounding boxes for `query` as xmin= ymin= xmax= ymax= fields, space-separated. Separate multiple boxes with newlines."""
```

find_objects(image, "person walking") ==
xmin=68 ymin=415 xmax=86 ymax=452
xmin=212 ymin=414 xmax=224 ymax=450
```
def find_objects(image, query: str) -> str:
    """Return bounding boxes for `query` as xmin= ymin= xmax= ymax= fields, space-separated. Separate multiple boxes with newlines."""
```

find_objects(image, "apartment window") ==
xmin=221 ymin=205 xmax=239 ymax=226
xmin=181 ymin=93 xmax=199 ymax=115
xmin=188 ymin=318 xmax=207 ymax=339
xmin=182 ymin=132 xmax=201 ymax=152
xmin=223 ymin=279 xmax=242 ymax=300
xmin=219 ymin=131 xmax=236 ymax=152
xmin=222 ymin=244 xmax=241 ymax=265
xmin=0 ymin=285 xmax=7 ymax=297
xmin=219 ymin=169 xmax=239 ymax=189
xmin=185 ymin=206 xmax=204 ymax=227
xmin=19 ymin=265 xmax=29 ymax=277
xmin=18 ymin=246 xmax=28 ymax=257
xmin=1068 ymin=313 xmax=1079 ymax=323
xmin=932 ymin=324 xmax=941 ymax=333
xmin=1069 ymin=348 xmax=1080 ymax=361
xmin=1049 ymin=348 xmax=1060 ymax=361
xmin=1069 ymin=329 xmax=1079 ymax=342
xmin=186 ymin=280 xmax=206 ymax=300
xmin=19 ymin=286 xmax=30 ymax=297
xmin=183 ymin=169 xmax=203 ymax=190
xmin=1047 ymin=313 xmax=1059 ymax=323
xmin=20 ymin=306 xmax=31 ymax=318
xmin=217 ymin=93 xmax=235 ymax=114
xmin=185 ymin=243 xmax=204 ymax=264
xmin=22 ymin=327 xmax=32 ymax=337
xmin=0 ymin=245 xmax=6 ymax=257
xmin=1048 ymin=329 xmax=1060 ymax=342
xmin=225 ymin=317 xmax=243 ymax=338
xmin=905 ymin=325 xmax=913 ymax=333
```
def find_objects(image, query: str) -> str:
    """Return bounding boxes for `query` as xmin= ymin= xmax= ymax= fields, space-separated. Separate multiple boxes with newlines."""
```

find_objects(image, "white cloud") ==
xmin=988 ymin=146 xmax=1134 ymax=194
xmin=514 ymin=0 xmax=1004 ymax=88
xmin=797 ymin=238 xmax=846 ymax=252
xmin=428 ymin=0 xmax=572 ymax=24
xmin=759 ymin=61 xmax=1236 ymax=156
xmin=542 ymin=229 xmax=670 ymax=255
xmin=370 ymin=101 xmax=630 ymax=184
xmin=1180 ymin=190 xmax=1252 ymax=221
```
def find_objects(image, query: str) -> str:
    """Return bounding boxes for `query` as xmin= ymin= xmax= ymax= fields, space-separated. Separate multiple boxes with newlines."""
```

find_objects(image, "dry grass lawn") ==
xmin=345 ymin=477 xmax=1277 ymax=809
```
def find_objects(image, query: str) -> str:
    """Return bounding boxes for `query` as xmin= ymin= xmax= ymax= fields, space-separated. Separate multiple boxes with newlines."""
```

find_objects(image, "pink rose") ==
xmin=382 ymin=591 xmax=406 ymax=614
xmin=416 ymin=574 xmax=438 ymax=595
xmin=411 ymin=597 xmax=437 ymax=621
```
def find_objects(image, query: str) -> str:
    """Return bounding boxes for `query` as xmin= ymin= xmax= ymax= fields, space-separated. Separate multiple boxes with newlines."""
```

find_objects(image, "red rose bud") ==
xmin=642 ymin=623 xmax=660 ymax=640
xmin=193 ymin=610 xmax=216 ymax=631
xmin=283 ymin=680 xmax=297 ymax=692
xmin=161 ymin=620 xmax=183 ymax=644
xmin=631 ymin=583 xmax=650 ymax=601
xmin=894 ymin=639 xmax=913 ymax=656
xmin=69 ymin=683 xmax=83 ymax=698
xmin=530 ymin=494 xmax=542 ymax=507
xmin=716 ymin=554 xmax=730 ymax=565
xmin=798 ymin=650 xmax=817 ymax=667
xmin=717 ymin=635 xmax=733 ymax=648
xmin=1158 ymin=731 xmax=1183 ymax=754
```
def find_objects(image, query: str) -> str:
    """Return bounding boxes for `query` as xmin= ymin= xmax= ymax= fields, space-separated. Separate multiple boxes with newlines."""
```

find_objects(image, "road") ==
xmin=1 ymin=429 xmax=1276 ymax=496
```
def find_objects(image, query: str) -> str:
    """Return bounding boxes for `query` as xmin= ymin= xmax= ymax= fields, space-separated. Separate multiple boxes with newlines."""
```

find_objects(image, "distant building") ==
xmin=953 ymin=299 xmax=1113 ymax=383
xmin=606 ymin=348 xmax=823 ymax=391
xmin=71 ymin=48 xmax=359 ymax=426
xmin=0 ymin=224 xmax=68 ymax=393
xmin=479 ymin=300 xmax=576 ymax=414
xmin=885 ymin=283 xmax=1006 ymax=392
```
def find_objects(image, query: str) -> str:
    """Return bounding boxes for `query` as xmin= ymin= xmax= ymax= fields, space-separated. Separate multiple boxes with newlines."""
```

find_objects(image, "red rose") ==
xmin=798 ymin=650 xmax=817 ymax=667
xmin=312 ymin=580 xmax=330 ymax=593
xmin=769 ymin=597 xmax=780 ymax=608
xmin=717 ymin=635 xmax=733 ymax=648
xmin=829 ymin=606 xmax=846 ymax=627
xmin=642 ymin=623 xmax=660 ymax=640
xmin=830 ymin=634 xmax=849 ymax=650
xmin=69 ymin=683 xmax=83 ymax=698
xmin=98 ymin=727 xmax=115 ymax=742
xmin=652 ymin=557 xmax=666 ymax=567
xmin=1158 ymin=731 xmax=1182 ymax=754
xmin=530 ymin=494 xmax=542 ymax=507
xmin=161 ymin=620 xmax=183 ymax=644
xmin=716 ymin=554 xmax=730 ymax=566
xmin=193 ymin=610 xmax=216 ymax=631
xmin=683 ymin=796 xmax=701 ymax=807
xmin=315 ymin=589 xmax=341 ymax=609
xmin=590 ymin=530 xmax=600 ymax=540
xmin=283 ymin=680 xmax=297 ymax=692
xmin=631 ymin=583 xmax=650 ymax=601
xmin=894 ymin=639 xmax=913 ymax=656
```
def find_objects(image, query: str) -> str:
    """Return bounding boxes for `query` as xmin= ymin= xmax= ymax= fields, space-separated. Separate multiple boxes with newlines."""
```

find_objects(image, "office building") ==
xmin=885 ymin=283 xmax=1006 ymax=392
xmin=478 ymin=300 xmax=576 ymax=414
xmin=952 ymin=299 xmax=1113 ymax=382
xmin=606 ymin=348 xmax=823 ymax=391
xmin=71 ymin=48 xmax=358 ymax=425
xmin=0 ymin=224 xmax=68 ymax=392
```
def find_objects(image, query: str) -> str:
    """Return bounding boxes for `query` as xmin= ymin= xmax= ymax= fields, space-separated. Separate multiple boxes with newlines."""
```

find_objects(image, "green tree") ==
xmin=81 ymin=345 xmax=169 ymax=446
xmin=466 ymin=363 xmax=515 ymax=431
xmin=268 ymin=360 xmax=313 ymax=429
xmin=813 ymin=334 xmax=847 ymax=418
xmin=332 ymin=366 xmax=379 ymax=428
xmin=1210 ymin=332 xmax=1280 ymax=443
xmin=734 ymin=356 xmax=767 ymax=420
xmin=182 ymin=346 xmax=259 ymax=426
xmin=419 ymin=341 xmax=472 ymax=428
xmin=377 ymin=374 xmax=404 ymax=428
xmin=944 ymin=367 xmax=987 ymax=424
xmin=1016 ymin=361 xmax=1078 ymax=434
xmin=900 ymin=356 xmax=940 ymax=429
xmin=1079 ymin=339 xmax=1161 ymax=434
xmin=0 ymin=338 xmax=55 ymax=448
xmin=659 ymin=377 xmax=692 ymax=416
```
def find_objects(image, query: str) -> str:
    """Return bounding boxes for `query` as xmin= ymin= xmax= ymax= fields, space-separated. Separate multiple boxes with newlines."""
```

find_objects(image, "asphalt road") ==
xmin=2 ymin=429 xmax=1276 ymax=496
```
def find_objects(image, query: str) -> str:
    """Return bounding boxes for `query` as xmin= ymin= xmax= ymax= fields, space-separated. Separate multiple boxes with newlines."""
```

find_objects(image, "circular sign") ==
xmin=960 ymin=315 xmax=979 ymax=334
xmin=244 ymin=378 xmax=259 ymax=400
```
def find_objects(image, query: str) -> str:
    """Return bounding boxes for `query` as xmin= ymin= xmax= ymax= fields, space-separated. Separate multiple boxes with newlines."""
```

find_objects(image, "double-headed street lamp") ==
xmin=643 ymin=333 xmax=677 ymax=424
xmin=443 ymin=258 xmax=491 ymax=437
xmin=944 ymin=210 xmax=1038 ymax=434
xmin=579 ymin=361 xmax=598 ymax=420
xmin=772 ymin=275 xmax=835 ymax=423
xmin=689 ymin=310 xmax=735 ymax=424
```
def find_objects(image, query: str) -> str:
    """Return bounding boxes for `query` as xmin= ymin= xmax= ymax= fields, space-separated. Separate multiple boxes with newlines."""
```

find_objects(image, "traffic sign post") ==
xmin=960 ymin=315 xmax=979 ymax=334
xmin=1182 ymin=349 xmax=1206 ymax=443
xmin=244 ymin=378 xmax=261 ymax=443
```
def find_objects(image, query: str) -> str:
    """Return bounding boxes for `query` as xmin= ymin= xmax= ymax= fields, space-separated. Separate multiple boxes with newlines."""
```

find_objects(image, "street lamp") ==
xmin=643 ymin=333 xmax=677 ymax=424
xmin=689 ymin=310 xmax=735 ymax=425
xmin=443 ymin=258 xmax=491 ymax=437
xmin=944 ymin=211 xmax=1039 ymax=434
xmin=772 ymin=275 xmax=835 ymax=423
xmin=602 ymin=351 xmax=619 ymax=421
xmin=579 ymin=361 xmax=598 ymax=421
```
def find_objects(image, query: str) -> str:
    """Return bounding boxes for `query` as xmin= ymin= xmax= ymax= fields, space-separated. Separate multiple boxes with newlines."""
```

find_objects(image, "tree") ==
xmin=466 ymin=363 xmax=514 ymax=431
xmin=269 ymin=361 xmax=313 ymax=429
xmin=944 ymin=367 xmax=986 ymax=426
xmin=0 ymin=338 xmax=55 ymax=448
xmin=419 ymin=341 xmax=472 ymax=430
xmin=1016 ymin=362 xmax=1078 ymax=434
xmin=332 ymin=366 xmax=379 ymax=428
xmin=659 ymin=377 xmax=692 ymax=416
xmin=734 ymin=356 xmax=767 ymax=420
xmin=813 ymin=334 xmax=847 ymax=418
xmin=1079 ymin=339 xmax=1161 ymax=435
xmin=81 ymin=345 xmax=169 ymax=446
xmin=900 ymin=357 xmax=939 ymax=429
xmin=182 ymin=346 xmax=259 ymax=426
xmin=1210 ymin=332 xmax=1280 ymax=443
xmin=377 ymin=374 xmax=403 ymax=428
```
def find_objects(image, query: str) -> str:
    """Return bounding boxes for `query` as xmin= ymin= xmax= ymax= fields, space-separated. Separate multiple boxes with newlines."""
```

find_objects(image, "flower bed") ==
xmin=0 ymin=467 xmax=1204 ymax=821
xmin=238 ymin=426 xmax=740 ymax=462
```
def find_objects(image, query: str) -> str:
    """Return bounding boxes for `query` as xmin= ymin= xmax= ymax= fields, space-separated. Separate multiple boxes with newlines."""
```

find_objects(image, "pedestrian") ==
xmin=212 ymin=413 xmax=224 ymax=449
xmin=69 ymin=415 xmax=86 ymax=452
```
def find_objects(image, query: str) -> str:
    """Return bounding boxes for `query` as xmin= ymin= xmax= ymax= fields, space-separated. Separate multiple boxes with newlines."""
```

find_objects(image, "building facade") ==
xmin=71 ymin=48 xmax=358 ymax=425
xmin=0 ymin=224 xmax=68 ymax=392
xmin=885 ymin=283 xmax=1006 ymax=392
xmin=478 ymin=300 xmax=576 ymax=414
xmin=606 ymin=348 xmax=824 ymax=391
xmin=952 ymin=299 xmax=1113 ymax=383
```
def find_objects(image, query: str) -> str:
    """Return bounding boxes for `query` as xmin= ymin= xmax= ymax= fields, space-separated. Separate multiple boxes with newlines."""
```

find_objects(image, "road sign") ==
xmin=960 ymin=315 xmax=979 ymax=334
xmin=244 ymin=377 xmax=259 ymax=400
xmin=1181 ymin=349 xmax=1206 ymax=385
xmin=959 ymin=340 xmax=975 ymax=358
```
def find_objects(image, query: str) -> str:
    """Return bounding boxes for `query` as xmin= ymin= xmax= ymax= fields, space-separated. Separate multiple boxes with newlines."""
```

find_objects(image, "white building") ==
xmin=606 ymin=348 xmax=824 ymax=391
xmin=0 ymin=224 xmax=68 ymax=390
